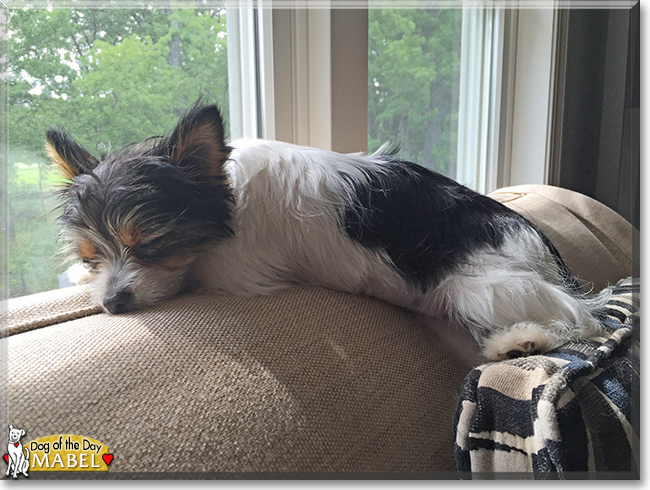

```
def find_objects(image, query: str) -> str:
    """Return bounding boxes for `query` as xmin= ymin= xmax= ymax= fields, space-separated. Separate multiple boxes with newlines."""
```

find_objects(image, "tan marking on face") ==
xmin=78 ymin=240 xmax=96 ymax=260
xmin=120 ymin=226 xmax=142 ymax=248
xmin=45 ymin=141 xmax=78 ymax=181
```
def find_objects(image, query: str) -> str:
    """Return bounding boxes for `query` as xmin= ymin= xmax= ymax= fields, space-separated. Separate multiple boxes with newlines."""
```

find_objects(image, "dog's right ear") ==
xmin=163 ymin=104 xmax=232 ymax=183
xmin=45 ymin=129 xmax=99 ymax=182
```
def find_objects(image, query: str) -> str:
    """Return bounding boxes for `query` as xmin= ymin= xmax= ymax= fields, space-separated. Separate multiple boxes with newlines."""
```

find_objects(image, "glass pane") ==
xmin=368 ymin=8 xmax=462 ymax=177
xmin=6 ymin=6 xmax=229 ymax=298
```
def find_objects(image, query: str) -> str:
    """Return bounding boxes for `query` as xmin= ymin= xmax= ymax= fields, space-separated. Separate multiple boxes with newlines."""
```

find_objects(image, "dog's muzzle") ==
xmin=103 ymin=290 xmax=134 ymax=314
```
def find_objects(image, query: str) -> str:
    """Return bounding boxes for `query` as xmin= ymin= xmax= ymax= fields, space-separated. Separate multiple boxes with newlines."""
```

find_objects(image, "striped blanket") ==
xmin=453 ymin=277 xmax=639 ymax=479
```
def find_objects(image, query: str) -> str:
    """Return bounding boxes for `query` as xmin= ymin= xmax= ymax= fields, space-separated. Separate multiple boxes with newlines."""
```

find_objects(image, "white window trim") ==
xmin=226 ymin=6 xmax=260 ymax=140
xmin=456 ymin=7 xmax=504 ymax=194
xmin=227 ymin=5 xmax=278 ymax=141
xmin=229 ymin=6 xmax=370 ymax=152
xmin=456 ymin=6 xmax=560 ymax=194
xmin=258 ymin=7 xmax=277 ymax=141
xmin=270 ymin=8 xmax=333 ymax=149
xmin=269 ymin=8 xmax=368 ymax=153
xmin=506 ymin=7 xmax=558 ymax=189
xmin=227 ymin=6 xmax=339 ymax=147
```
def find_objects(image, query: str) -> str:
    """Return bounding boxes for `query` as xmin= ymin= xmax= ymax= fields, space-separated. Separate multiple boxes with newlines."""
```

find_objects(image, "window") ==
xmin=368 ymin=8 xmax=463 ymax=179
xmin=5 ymin=6 xmax=230 ymax=297
xmin=260 ymin=7 xmax=555 ymax=194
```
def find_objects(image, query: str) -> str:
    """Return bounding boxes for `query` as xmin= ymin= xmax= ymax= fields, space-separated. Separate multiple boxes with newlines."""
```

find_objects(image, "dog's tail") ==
xmin=531 ymin=221 xmax=615 ymax=327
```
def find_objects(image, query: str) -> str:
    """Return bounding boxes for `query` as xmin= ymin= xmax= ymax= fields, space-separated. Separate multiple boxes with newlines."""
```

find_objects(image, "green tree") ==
xmin=368 ymin=8 xmax=462 ymax=176
xmin=8 ymin=6 xmax=229 ymax=152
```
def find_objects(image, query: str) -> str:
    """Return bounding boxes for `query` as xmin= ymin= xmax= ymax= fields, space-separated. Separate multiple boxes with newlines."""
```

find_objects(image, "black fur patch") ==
xmin=341 ymin=159 xmax=553 ymax=291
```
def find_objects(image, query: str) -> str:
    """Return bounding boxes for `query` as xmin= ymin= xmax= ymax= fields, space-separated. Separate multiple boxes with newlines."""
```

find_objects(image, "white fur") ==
xmin=191 ymin=140 xmax=405 ymax=300
xmin=424 ymin=232 xmax=605 ymax=350
xmin=66 ymin=262 xmax=94 ymax=285
xmin=90 ymin=257 xmax=190 ymax=310
xmin=481 ymin=322 xmax=553 ymax=361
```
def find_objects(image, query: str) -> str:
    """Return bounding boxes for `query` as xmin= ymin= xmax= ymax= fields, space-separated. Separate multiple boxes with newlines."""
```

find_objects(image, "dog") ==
xmin=5 ymin=425 xmax=29 ymax=479
xmin=46 ymin=102 xmax=609 ymax=361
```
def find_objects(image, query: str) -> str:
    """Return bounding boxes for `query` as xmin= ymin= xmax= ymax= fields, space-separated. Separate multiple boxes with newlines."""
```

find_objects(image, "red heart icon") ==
xmin=3 ymin=454 xmax=8 ymax=463
xmin=14 ymin=443 xmax=19 ymax=447
xmin=102 ymin=454 xmax=113 ymax=466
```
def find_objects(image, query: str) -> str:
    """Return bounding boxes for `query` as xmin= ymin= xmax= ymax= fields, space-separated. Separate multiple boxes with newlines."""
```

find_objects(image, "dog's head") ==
xmin=8 ymin=425 xmax=25 ymax=444
xmin=47 ymin=104 xmax=234 ymax=314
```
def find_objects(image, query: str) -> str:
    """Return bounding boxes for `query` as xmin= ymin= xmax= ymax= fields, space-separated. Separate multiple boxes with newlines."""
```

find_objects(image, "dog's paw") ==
xmin=482 ymin=322 xmax=552 ymax=361
xmin=66 ymin=262 xmax=94 ymax=285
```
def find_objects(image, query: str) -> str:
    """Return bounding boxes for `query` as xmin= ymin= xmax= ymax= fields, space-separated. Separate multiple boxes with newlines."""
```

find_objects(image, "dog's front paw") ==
xmin=482 ymin=322 xmax=552 ymax=361
xmin=66 ymin=262 xmax=94 ymax=285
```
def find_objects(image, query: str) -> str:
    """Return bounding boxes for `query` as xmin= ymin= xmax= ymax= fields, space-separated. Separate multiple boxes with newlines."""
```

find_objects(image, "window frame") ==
xmin=456 ymin=7 xmax=505 ymax=194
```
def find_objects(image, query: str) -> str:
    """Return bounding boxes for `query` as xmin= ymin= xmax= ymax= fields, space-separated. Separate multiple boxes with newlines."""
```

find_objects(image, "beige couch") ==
xmin=2 ymin=185 xmax=637 ymax=478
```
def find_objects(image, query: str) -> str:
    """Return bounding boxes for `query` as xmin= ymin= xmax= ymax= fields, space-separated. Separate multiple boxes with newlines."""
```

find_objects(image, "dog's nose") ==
xmin=103 ymin=290 xmax=134 ymax=314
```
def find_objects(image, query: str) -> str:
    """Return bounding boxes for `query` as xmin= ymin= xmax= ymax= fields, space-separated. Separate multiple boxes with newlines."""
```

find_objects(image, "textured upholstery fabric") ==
xmin=6 ymin=285 xmax=102 ymax=337
xmin=1 ymin=185 xmax=637 ymax=477
xmin=4 ymin=287 xmax=467 ymax=475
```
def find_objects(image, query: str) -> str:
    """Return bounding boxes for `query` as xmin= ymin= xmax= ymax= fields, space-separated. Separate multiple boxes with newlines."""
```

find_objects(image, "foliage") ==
xmin=368 ymin=8 xmax=462 ymax=175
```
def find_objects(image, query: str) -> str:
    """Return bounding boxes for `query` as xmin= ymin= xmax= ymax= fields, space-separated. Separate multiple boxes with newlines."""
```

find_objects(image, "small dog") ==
xmin=5 ymin=425 xmax=29 ymax=479
xmin=47 ymin=102 xmax=608 ymax=361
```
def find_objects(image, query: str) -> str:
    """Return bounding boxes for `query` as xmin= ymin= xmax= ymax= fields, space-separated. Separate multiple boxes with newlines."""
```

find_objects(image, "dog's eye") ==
xmin=130 ymin=235 xmax=176 ymax=262
xmin=131 ymin=247 xmax=166 ymax=264
xmin=82 ymin=258 xmax=99 ymax=270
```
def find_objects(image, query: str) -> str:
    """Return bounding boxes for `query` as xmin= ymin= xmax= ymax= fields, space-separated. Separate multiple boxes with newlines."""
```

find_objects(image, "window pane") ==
xmin=368 ymin=8 xmax=462 ymax=177
xmin=7 ymin=6 xmax=229 ymax=298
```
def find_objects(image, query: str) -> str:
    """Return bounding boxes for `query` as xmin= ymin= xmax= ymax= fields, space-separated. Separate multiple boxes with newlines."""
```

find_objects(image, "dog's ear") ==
xmin=8 ymin=425 xmax=13 ymax=430
xmin=164 ymin=104 xmax=232 ymax=182
xmin=46 ymin=129 xmax=99 ymax=181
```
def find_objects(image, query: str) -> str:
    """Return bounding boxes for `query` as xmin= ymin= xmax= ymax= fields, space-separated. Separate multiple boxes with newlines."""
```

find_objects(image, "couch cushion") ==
xmin=4 ymin=286 xmax=468 ymax=475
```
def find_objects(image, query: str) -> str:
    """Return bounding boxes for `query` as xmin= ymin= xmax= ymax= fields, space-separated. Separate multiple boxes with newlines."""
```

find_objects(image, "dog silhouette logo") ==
xmin=4 ymin=425 xmax=29 ymax=479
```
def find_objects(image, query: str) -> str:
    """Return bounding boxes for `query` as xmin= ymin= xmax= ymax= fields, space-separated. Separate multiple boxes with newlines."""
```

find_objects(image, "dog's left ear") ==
xmin=164 ymin=104 xmax=232 ymax=182
xmin=45 ymin=129 xmax=100 ymax=182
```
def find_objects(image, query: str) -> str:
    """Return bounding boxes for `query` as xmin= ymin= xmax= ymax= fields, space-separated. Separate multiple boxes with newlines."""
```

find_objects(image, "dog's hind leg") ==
xmin=479 ymin=280 xmax=609 ymax=361
xmin=20 ymin=450 xmax=29 ymax=477
xmin=427 ymin=263 xmax=608 ymax=361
